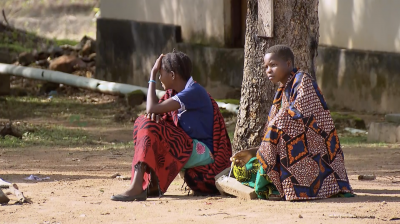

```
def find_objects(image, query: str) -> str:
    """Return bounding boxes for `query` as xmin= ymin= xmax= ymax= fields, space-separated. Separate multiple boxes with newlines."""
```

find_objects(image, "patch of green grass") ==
xmin=338 ymin=133 xmax=390 ymax=148
xmin=331 ymin=112 xmax=363 ymax=121
xmin=215 ymin=99 xmax=240 ymax=105
xmin=1 ymin=96 xmax=118 ymax=122
xmin=0 ymin=25 xmax=80 ymax=55
xmin=109 ymin=141 xmax=135 ymax=149
xmin=0 ymin=124 xmax=93 ymax=148
xmin=331 ymin=112 xmax=354 ymax=120
xmin=0 ymin=95 xmax=139 ymax=148
xmin=331 ymin=112 xmax=366 ymax=129
xmin=0 ymin=43 xmax=32 ymax=53
xmin=339 ymin=134 xmax=367 ymax=145
xmin=219 ymin=108 xmax=236 ymax=119
xmin=54 ymin=39 xmax=79 ymax=46
xmin=228 ymin=131 xmax=234 ymax=140
xmin=0 ymin=26 xmax=48 ymax=54
xmin=331 ymin=112 xmax=364 ymax=123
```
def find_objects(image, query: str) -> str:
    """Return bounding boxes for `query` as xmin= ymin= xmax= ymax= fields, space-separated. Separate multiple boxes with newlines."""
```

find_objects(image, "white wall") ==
xmin=319 ymin=0 xmax=400 ymax=53
xmin=100 ymin=0 xmax=226 ymax=46
xmin=101 ymin=0 xmax=400 ymax=53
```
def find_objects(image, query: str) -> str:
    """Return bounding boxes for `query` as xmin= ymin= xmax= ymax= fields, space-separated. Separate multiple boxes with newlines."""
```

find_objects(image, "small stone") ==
xmin=88 ymin=53 xmax=96 ymax=61
xmin=126 ymin=91 xmax=145 ymax=107
xmin=49 ymin=55 xmax=86 ymax=73
xmin=81 ymin=39 xmax=96 ymax=56
xmin=47 ymin=45 xmax=63 ymax=58
xmin=385 ymin=114 xmax=400 ymax=124
xmin=18 ymin=52 xmax=34 ymax=66
xmin=299 ymin=214 xmax=303 ymax=218
xmin=358 ymin=175 xmax=376 ymax=180
xmin=110 ymin=173 xmax=120 ymax=178
xmin=116 ymin=176 xmax=131 ymax=180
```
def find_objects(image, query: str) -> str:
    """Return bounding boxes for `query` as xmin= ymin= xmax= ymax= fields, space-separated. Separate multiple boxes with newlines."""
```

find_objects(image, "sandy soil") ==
xmin=1 ymin=144 xmax=400 ymax=224
xmin=1 ymin=1 xmax=398 ymax=222
xmin=0 ymin=91 xmax=399 ymax=223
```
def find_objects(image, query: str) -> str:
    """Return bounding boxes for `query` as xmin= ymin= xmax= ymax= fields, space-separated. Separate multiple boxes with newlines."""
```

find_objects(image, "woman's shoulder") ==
xmin=292 ymin=71 xmax=316 ymax=87
xmin=294 ymin=70 xmax=312 ymax=80
xmin=175 ymin=82 xmax=211 ymax=107
xmin=186 ymin=82 xmax=209 ymax=95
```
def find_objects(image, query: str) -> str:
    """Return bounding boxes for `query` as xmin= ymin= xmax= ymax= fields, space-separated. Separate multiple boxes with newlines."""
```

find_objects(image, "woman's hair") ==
xmin=265 ymin=45 xmax=295 ymax=67
xmin=161 ymin=49 xmax=192 ymax=81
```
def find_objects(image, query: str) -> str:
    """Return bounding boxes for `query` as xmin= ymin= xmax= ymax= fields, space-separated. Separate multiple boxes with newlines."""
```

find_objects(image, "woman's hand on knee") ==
xmin=145 ymin=113 xmax=163 ymax=123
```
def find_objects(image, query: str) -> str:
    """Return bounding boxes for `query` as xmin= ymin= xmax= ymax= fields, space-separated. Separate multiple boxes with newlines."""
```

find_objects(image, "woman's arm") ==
xmin=146 ymin=98 xmax=180 ymax=114
xmin=146 ymin=54 xmax=181 ymax=114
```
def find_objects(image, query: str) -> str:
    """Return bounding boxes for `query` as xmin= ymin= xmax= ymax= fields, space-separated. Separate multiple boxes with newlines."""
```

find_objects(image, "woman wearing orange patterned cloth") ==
xmin=232 ymin=45 xmax=353 ymax=201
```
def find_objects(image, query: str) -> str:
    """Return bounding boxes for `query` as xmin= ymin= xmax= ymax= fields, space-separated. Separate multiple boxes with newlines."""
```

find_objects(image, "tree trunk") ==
xmin=232 ymin=0 xmax=319 ymax=153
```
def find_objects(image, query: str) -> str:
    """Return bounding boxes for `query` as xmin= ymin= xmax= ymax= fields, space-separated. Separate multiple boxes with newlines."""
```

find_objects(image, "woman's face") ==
xmin=159 ymin=68 xmax=174 ymax=90
xmin=263 ymin=53 xmax=292 ymax=84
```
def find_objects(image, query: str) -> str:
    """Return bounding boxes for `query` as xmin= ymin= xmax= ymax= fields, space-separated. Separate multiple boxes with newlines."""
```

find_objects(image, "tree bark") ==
xmin=232 ymin=0 xmax=319 ymax=153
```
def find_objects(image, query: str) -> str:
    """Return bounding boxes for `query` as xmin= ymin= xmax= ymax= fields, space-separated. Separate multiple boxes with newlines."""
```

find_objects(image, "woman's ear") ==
xmin=171 ymin=71 xmax=175 ymax=80
xmin=286 ymin=60 xmax=293 ymax=70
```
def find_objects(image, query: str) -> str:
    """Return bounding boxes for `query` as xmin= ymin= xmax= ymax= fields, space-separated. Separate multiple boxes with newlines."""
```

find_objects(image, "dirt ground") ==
xmin=1 ymin=1 xmax=399 ymax=222
xmin=0 ymin=92 xmax=399 ymax=224
xmin=1 ymin=139 xmax=400 ymax=224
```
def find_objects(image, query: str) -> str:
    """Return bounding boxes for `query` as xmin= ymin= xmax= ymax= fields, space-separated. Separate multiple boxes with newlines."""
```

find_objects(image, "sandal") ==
xmin=110 ymin=189 xmax=147 ymax=202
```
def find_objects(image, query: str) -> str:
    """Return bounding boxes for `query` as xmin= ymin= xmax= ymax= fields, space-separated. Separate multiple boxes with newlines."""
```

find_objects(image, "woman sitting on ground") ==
xmin=231 ymin=45 xmax=353 ymax=201
xmin=111 ymin=50 xmax=232 ymax=201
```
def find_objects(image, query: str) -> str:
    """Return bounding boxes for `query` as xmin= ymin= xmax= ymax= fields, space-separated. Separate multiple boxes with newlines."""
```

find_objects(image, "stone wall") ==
xmin=368 ymin=114 xmax=400 ymax=143
xmin=96 ymin=18 xmax=243 ymax=99
xmin=96 ymin=18 xmax=179 ymax=88
xmin=316 ymin=46 xmax=400 ymax=113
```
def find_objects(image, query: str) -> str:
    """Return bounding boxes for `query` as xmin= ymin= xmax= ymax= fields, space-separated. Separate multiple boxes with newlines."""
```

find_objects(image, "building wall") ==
xmin=318 ymin=0 xmax=400 ymax=113
xmin=316 ymin=46 xmax=400 ymax=114
xmin=319 ymin=0 xmax=400 ymax=53
xmin=101 ymin=0 xmax=400 ymax=52
xmin=96 ymin=19 xmax=243 ymax=100
xmin=97 ymin=0 xmax=400 ymax=113
xmin=100 ymin=0 xmax=228 ymax=46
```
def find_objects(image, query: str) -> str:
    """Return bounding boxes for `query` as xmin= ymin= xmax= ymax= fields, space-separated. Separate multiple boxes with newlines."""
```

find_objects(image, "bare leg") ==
xmin=121 ymin=163 xmax=145 ymax=196
xmin=111 ymin=163 xmax=147 ymax=201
